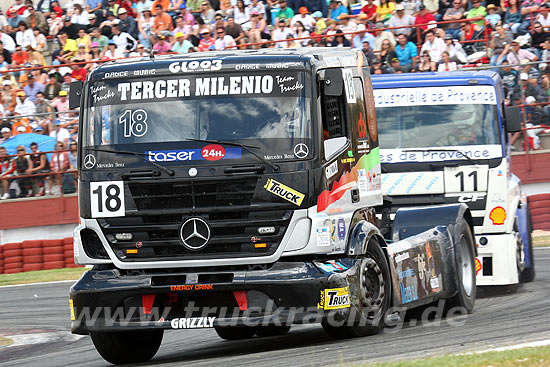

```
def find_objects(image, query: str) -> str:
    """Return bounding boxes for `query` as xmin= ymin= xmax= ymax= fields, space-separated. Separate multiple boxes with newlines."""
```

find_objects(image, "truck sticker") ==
xmin=337 ymin=218 xmax=346 ymax=240
xmin=316 ymin=227 xmax=331 ymax=247
xmin=374 ymin=86 xmax=497 ymax=107
xmin=489 ymin=206 xmax=506 ymax=225
xmin=264 ymin=179 xmax=305 ymax=206
xmin=358 ymin=169 xmax=368 ymax=196
xmin=169 ymin=59 xmax=223 ymax=73
xmin=342 ymin=69 xmax=356 ymax=104
xmin=380 ymin=145 xmax=502 ymax=163
xmin=90 ymin=181 xmax=125 ymax=218
xmin=170 ymin=317 xmax=216 ymax=329
xmin=357 ymin=112 xmax=367 ymax=139
xmin=146 ymin=148 xmax=241 ymax=162
xmin=317 ymin=287 xmax=351 ymax=310
xmin=325 ymin=161 xmax=338 ymax=179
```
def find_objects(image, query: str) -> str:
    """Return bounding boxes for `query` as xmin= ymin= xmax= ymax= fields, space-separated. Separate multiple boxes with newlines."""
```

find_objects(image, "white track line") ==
xmin=461 ymin=339 xmax=550 ymax=355
xmin=0 ymin=279 xmax=77 ymax=289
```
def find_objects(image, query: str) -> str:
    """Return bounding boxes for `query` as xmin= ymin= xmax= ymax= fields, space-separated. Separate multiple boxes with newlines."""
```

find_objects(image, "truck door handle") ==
xmin=351 ymin=188 xmax=360 ymax=203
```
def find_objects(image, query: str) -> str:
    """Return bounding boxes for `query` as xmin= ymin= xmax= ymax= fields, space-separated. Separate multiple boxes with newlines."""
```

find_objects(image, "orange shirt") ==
xmin=153 ymin=0 xmax=170 ymax=9
xmin=153 ymin=12 xmax=174 ymax=32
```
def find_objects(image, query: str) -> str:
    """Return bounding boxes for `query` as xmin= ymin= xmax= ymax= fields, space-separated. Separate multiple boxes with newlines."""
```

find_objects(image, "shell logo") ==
xmin=489 ymin=206 xmax=506 ymax=225
xmin=475 ymin=258 xmax=482 ymax=275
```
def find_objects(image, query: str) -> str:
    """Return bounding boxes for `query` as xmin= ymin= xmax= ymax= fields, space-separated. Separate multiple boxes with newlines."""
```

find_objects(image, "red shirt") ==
xmin=12 ymin=51 xmax=29 ymax=66
xmin=198 ymin=38 xmax=215 ymax=51
xmin=361 ymin=4 xmax=377 ymax=18
xmin=414 ymin=13 xmax=436 ymax=31
xmin=71 ymin=67 xmax=87 ymax=81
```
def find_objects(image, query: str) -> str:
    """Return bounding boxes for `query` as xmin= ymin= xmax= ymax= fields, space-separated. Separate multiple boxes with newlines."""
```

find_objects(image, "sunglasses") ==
xmin=17 ymin=149 xmax=24 ymax=152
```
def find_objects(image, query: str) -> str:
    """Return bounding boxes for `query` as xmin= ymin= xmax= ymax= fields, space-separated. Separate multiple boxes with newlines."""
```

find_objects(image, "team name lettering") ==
xmin=170 ymin=317 xmax=216 ymax=329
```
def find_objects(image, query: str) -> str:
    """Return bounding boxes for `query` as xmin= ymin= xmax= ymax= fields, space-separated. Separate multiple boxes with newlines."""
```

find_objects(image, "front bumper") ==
xmin=475 ymin=233 xmax=519 ymax=286
xmin=70 ymin=259 xmax=362 ymax=334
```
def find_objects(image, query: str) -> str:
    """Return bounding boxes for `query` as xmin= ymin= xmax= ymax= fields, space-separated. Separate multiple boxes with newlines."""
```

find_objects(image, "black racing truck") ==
xmin=69 ymin=49 xmax=477 ymax=365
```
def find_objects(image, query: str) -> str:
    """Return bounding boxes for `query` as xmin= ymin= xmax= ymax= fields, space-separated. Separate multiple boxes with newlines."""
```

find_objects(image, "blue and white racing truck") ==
xmin=372 ymin=71 xmax=535 ymax=286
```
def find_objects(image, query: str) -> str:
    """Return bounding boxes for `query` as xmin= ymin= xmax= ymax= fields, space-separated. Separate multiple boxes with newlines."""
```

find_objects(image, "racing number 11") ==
xmin=455 ymin=171 xmax=478 ymax=192
xmin=90 ymin=181 xmax=125 ymax=218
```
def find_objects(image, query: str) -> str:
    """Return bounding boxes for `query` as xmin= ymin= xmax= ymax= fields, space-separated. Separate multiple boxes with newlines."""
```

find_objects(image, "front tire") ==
xmin=322 ymin=238 xmax=391 ymax=339
xmin=254 ymin=325 xmax=291 ymax=337
xmin=90 ymin=329 xmax=163 ymax=365
xmin=446 ymin=219 xmax=476 ymax=314
xmin=520 ymin=208 xmax=536 ymax=283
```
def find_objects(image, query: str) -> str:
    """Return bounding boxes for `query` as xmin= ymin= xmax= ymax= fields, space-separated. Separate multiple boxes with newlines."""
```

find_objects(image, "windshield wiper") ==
xmin=400 ymin=148 xmax=476 ymax=165
xmin=85 ymin=148 xmax=175 ymax=176
xmin=185 ymin=138 xmax=280 ymax=172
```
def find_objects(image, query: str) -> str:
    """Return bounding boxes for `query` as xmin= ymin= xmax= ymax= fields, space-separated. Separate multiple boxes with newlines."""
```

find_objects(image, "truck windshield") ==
xmin=374 ymin=85 xmax=502 ymax=163
xmin=82 ymin=72 xmax=311 ymax=160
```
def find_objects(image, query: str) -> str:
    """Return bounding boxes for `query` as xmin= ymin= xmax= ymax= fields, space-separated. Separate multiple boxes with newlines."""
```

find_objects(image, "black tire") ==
xmin=90 ymin=329 xmax=163 ymax=365
xmin=446 ymin=219 xmax=476 ymax=314
xmin=214 ymin=326 xmax=255 ymax=340
xmin=322 ymin=238 xmax=391 ymax=339
xmin=254 ymin=325 xmax=291 ymax=337
xmin=520 ymin=207 xmax=536 ymax=283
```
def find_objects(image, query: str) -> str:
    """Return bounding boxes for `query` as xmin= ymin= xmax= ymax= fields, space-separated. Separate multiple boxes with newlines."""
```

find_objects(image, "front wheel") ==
xmin=214 ymin=326 xmax=255 ymax=340
xmin=90 ymin=329 xmax=163 ymax=365
xmin=322 ymin=238 xmax=391 ymax=339
xmin=446 ymin=219 xmax=476 ymax=314
xmin=520 ymin=208 xmax=536 ymax=283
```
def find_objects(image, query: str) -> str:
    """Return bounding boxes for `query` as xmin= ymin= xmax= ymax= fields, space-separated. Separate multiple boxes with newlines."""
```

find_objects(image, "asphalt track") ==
xmin=1 ymin=248 xmax=549 ymax=367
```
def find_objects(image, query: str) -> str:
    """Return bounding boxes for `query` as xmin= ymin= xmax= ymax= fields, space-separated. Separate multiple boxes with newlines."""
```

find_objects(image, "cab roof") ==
xmin=371 ymin=71 xmax=502 ymax=89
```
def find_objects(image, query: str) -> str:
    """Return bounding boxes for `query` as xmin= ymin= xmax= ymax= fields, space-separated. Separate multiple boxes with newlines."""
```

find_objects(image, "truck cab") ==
xmin=372 ymin=71 xmax=535 ymax=286
xmin=69 ymin=50 xmax=477 ymax=365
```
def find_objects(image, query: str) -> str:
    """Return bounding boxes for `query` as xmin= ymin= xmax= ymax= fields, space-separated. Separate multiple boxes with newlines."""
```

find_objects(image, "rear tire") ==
xmin=90 ymin=329 xmax=163 ymax=365
xmin=214 ymin=326 xmax=255 ymax=340
xmin=520 ymin=208 xmax=535 ymax=283
xmin=254 ymin=325 xmax=290 ymax=337
xmin=322 ymin=238 xmax=391 ymax=339
xmin=446 ymin=219 xmax=476 ymax=314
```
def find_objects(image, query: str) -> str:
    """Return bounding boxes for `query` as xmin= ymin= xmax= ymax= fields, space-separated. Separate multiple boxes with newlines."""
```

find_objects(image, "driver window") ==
xmin=321 ymin=92 xmax=348 ymax=160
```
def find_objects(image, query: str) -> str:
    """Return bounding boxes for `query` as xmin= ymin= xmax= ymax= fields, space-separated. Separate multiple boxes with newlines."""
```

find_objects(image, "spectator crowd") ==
xmin=0 ymin=0 xmax=549 ymax=199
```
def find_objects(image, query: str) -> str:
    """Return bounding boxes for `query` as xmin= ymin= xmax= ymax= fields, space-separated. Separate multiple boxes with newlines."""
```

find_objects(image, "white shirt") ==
xmin=113 ymin=32 xmax=137 ymax=52
xmin=273 ymin=27 xmax=292 ymax=48
xmin=214 ymin=35 xmax=236 ymax=50
xmin=50 ymin=128 xmax=70 ymax=143
xmin=72 ymin=11 xmax=90 ymax=25
xmin=103 ymin=48 xmax=125 ymax=59
xmin=421 ymin=37 xmax=446 ymax=63
xmin=15 ymin=29 xmax=36 ymax=48
xmin=339 ymin=21 xmax=357 ymax=40
xmin=14 ymin=98 xmax=37 ymax=117
xmin=1 ymin=33 xmax=16 ymax=53
xmin=290 ymin=14 xmax=316 ymax=31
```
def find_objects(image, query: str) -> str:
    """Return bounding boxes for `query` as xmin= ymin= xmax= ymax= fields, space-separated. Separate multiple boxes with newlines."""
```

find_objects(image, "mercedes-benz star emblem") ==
xmin=294 ymin=143 xmax=309 ymax=159
xmin=179 ymin=217 xmax=211 ymax=251
xmin=83 ymin=154 xmax=96 ymax=169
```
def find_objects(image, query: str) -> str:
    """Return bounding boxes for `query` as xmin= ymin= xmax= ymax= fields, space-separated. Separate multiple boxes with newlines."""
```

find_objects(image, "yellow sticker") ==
xmin=254 ymin=243 xmax=267 ymax=248
xmin=317 ymin=286 xmax=351 ymax=310
xmin=341 ymin=157 xmax=355 ymax=164
xmin=69 ymin=299 xmax=75 ymax=321
xmin=264 ymin=179 xmax=305 ymax=206
xmin=126 ymin=249 xmax=138 ymax=254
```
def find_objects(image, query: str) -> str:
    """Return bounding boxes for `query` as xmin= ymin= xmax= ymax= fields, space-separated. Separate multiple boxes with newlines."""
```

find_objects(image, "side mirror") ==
xmin=504 ymin=106 xmax=522 ymax=133
xmin=69 ymin=81 xmax=83 ymax=109
xmin=322 ymin=69 xmax=343 ymax=96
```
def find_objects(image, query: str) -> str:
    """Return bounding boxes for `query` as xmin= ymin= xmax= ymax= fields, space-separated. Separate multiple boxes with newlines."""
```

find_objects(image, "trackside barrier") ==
xmin=0 ymin=238 xmax=82 ymax=274
xmin=528 ymin=194 xmax=550 ymax=230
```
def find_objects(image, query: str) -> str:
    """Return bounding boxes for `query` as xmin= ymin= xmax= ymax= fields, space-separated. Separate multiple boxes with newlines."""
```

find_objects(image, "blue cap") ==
xmin=312 ymin=11 xmax=323 ymax=18
xmin=108 ymin=39 xmax=115 ymax=45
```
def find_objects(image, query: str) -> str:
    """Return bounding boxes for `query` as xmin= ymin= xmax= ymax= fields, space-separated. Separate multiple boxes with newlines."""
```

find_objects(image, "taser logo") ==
xmin=264 ymin=179 xmax=305 ymax=206
xmin=146 ymin=148 xmax=241 ymax=162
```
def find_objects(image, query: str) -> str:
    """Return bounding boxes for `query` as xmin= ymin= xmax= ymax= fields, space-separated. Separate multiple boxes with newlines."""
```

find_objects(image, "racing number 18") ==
xmin=90 ymin=181 xmax=125 ymax=218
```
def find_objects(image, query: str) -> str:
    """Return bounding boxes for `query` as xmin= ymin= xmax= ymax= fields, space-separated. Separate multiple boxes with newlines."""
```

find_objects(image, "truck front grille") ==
xmin=98 ymin=177 xmax=293 ymax=261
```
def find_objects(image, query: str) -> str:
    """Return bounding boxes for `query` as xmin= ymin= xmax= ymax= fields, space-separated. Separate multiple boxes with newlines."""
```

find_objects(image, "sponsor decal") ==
xmin=325 ymin=161 xmax=338 ymax=179
xmin=170 ymin=317 xmax=216 ymax=329
xmin=400 ymin=282 xmax=418 ymax=303
xmin=357 ymin=112 xmax=367 ymax=139
xmin=415 ymin=253 xmax=427 ymax=280
xmin=317 ymin=287 xmax=351 ymax=310
xmin=330 ymin=219 xmax=337 ymax=241
xmin=170 ymin=284 xmax=214 ymax=291
xmin=133 ymin=69 xmax=156 ymax=76
xmin=264 ymin=179 xmax=305 ymax=206
xmin=342 ymin=69 xmax=356 ymax=104
xmin=293 ymin=143 xmax=309 ymax=159
xmin=316 ymin=227 xmax=330 ymax=247
xmin=104 ymin=71 xmax=129 ymax=78
xmin=169 ymin=60 xmax=222 ymax=73
xmin=69 ymin=299 xmax=75 ymax=321
xmin=358 ymin=139 xmax=369 ymax=154
xmin=430 ymin=276 xmax=440 ymax=292
xmin=236 ymin=64 xmax=260 ymax=70
xmin=318 ymin=262 xmax=348 ymax=273
xmin=458 ymin=194 xmax=486 ymax=202
xmin=254 ymin=243 xmax=267 ymax=248
xmin=83 ymin=154 xmax=96 ymax=169
xmin=358 ymin=169 xmax=368 ymax=196
xmin=491 ymin=193 xmax=506 ymax=204
xmin=276 ymin=75 xmax=304 ymax=94
xmin=386 ymin=240 xmax=412 ymax=256
xmin=90 ymin=85 xmax=114 ymax=104
xmin=475 ymin=258 xmax=482 ymax=275
xmin=380 ymin=145 xmax=502 ymax=163
xmin=347 ymin=150 xmax=354 ymax=158
xmin=395 ymin=252 xmax=410 ymax=263
xmin=374 ymin=86 xmax=497 ymax=107
xmin=398 ymin=268 xmax=415 ymax=280
xmin=146 ymin=148 xmax=241 ymax=162
xmin=341 ymin=157 xmax=355 ymax=164
xmin=337 ymin=218 xmax=346 ymax=240
xmin=489 ymin=206 xmax=506 ymax=225
xmin=135 ymin=241 xmax=143 ymax=248
xmin=126 ymin=249 xmax=138 ymax=254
